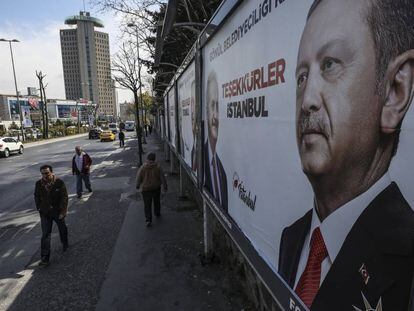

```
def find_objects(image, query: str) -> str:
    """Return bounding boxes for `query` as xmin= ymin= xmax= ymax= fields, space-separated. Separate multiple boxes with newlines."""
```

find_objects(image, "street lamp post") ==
xmin=0 ymin=38 xmax=24 ymax=141
xmin=127 ymin=23 xmax=147 ymax=144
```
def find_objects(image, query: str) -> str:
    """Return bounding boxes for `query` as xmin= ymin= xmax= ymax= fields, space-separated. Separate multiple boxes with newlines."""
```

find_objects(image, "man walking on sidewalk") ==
xmin=72 ymin=146 xmax=92 ymax=198
xmin=34 ymin=164 xmax=69 ymax=266
xmin=136 ymin=152 xmax=168 ymax=227
xmin=119 ymin=130 xmax=125 ymax=148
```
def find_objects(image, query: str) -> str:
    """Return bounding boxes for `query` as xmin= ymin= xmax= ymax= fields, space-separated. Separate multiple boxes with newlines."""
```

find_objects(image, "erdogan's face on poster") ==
xmin=295 ymin=0 xmax=383 ymax=186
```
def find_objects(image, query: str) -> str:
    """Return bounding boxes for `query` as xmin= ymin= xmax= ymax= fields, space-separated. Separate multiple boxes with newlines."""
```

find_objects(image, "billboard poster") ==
xmin=70 ymin=106 xmax=78 ymax=119
xmin=88 ymin=114 xmax=95 ymax=126
xmin=177 ymin=62 xmax=197 ymax=176
xmin=168 ymin=87 xmax=176 ymax=149
xmin=21 ymin=106 xmax=32 ymax=127
xmin=57 ymin=104 xmax=85 ymax=120
xmin=58 ymin=105 xmax=71 ymax=119
xmin=202 ymin=0 xmax=414 ymax=310
xmin=162 ymin=96 xmax=167 ymax=139
xmin=9 ymin=99 xmax=39 ymax=120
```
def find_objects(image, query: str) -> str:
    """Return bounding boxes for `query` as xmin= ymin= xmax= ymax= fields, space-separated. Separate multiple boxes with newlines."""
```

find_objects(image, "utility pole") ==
xmin=1 ymin=38 xmax=24 ymax=141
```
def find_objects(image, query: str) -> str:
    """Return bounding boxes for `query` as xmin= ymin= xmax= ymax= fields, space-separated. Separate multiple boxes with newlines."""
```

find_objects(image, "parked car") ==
xmin=0 ymin=137 xmax=24 ymax=157
xmin=124 ymin=121 xmax=135 ymax=131
xmin=89 ymin=127 xmax=102 ymax=139
xmin=100 ymin=130 xmax=116 ymax=142
xmin=108 ymin=123 xmax=119 ymax=134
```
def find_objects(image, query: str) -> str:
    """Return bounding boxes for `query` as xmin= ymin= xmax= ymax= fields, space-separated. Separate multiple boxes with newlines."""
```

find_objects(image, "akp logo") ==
xmin=232 ymin=172 xmax=240 ymax=190
xmin=232 ymin=171 xmax=257 ymax=211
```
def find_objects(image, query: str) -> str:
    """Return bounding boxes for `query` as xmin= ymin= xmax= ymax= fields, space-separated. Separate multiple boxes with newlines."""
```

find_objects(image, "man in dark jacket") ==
xmin=34 ymin=164 xmax=69 ymax=266
xmin=136 ymin=153 xmax=168 ymax=226
xmin=72 ymin=146 xmax=92 ymax=198
xmin=118 ymin=130 xmax=125 ymax=148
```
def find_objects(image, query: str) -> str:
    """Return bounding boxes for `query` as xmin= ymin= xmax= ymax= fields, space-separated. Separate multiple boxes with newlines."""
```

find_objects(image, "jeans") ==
xmin=76 ymin=173 xmax=91 ymax=195
xmin=119 ymin=139 xmax=125 ymax=147
xmin=40 ymin=213 xmax=68 ymax=260
xmin=142 ymin=189 xmax=161 ymax=222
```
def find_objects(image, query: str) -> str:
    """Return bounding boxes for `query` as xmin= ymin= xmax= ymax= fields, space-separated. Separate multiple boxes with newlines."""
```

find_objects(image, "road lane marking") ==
xmin=15 ymin=162 xmax=39 ymax=173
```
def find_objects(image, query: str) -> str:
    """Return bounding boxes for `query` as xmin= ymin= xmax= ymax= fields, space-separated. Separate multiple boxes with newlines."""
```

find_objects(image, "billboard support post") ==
xmin=170 ymin=149 xmax=174 ymax=174
xmin=203 ymin=199 xmax=213 ymax=257
xmin=178 ymin=162 xmax=188 ymax=200
xmin=165 ymin=142 xmax=170 ymax=162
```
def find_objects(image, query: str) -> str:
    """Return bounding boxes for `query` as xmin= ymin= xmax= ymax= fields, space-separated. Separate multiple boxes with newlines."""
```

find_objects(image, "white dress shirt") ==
xmin=75 ymin=153 xmax=84 ymax=172
xmin=294 ymin=173 xmax=392 ymax=288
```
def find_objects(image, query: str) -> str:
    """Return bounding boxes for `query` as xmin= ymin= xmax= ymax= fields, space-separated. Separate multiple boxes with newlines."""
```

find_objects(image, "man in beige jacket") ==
xmin=136 ymin=152 xmax=168 ymax=226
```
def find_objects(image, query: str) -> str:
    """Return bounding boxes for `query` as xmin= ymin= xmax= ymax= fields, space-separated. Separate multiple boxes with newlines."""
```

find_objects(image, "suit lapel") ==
xmin=204 ymin=141 xmax=212 ymax=192
xmin=279 ymin=210 xmax=312 ymax=288
xmin=312 ymin=182 xmax=414 ymax=310
xmin=216 ymin=155 xmax=228 ymax=211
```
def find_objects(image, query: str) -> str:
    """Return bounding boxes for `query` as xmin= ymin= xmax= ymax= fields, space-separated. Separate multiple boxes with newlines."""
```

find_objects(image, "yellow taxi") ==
xmin=100 ymin=130 xmax=116 ymax=142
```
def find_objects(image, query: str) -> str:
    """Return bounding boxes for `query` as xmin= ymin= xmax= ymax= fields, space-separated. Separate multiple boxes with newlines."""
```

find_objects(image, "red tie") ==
xmin=295 ymin=227 xmax=328 ymax=308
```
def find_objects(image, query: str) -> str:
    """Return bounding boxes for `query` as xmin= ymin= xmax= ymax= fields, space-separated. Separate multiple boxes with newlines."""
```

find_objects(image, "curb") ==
xmin=24 ymin=133 xmax=88 ymax=149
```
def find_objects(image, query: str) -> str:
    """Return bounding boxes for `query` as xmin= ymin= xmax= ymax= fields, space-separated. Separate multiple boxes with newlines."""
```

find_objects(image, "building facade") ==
xmin=0 ymin=94 xmax=43 ymax=128
xmin=60 ymin=11 xmax=116 ymax=117
xmin=0 ymin=93 xmax=94 ymax=131
xmin=119 ymin=101 xmax=136 ymax=122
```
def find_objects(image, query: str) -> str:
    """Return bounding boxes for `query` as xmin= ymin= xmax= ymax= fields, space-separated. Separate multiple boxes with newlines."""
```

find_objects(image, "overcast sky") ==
xmin=0 ymin=0 xmax=133 ymax=103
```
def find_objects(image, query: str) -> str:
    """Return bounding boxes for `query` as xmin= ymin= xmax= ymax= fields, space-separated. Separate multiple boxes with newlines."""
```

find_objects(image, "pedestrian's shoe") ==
xmin=146 ymin=221 xmax=152 ymax=227
xmin=39 ymin=257 xmax=50 ymax=266
xmin=77 ymin=194 xmax=82 ymax=198
xmin=155 ymin=213 xmax=161 ymax=218
xmin=87 ymin=188 xmax=93 ymax=193
xmin=63 ymin=244 xmax=69 ymax=252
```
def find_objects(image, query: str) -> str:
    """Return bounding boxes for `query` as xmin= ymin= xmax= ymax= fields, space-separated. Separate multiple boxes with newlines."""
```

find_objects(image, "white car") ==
xmin=0 ymin=137 xmax=24 ymax=158
xmin=124 ymin=121 xmax=135 ymax=131
xmin=108 ymin=123 xmax=119 ymax=134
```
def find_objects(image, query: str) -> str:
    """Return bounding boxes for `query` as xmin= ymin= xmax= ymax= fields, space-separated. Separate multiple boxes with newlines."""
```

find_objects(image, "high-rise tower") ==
xmin=60 ymin=11 xmax=116 ymax=117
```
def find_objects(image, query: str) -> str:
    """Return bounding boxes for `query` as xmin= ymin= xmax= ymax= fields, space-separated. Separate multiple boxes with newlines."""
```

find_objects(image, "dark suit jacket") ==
xmin=72 ymin=153 xmax=92 ymax=175
xmin=278 ymin=182 xmax=414 ymax=310
xmin=203 ymin=140 xmax=228 ymax=211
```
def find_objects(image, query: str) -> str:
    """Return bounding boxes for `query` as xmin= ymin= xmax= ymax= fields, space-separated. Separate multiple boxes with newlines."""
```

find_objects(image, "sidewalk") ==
xmin=96 ymin=134 xmax=253 ymax=310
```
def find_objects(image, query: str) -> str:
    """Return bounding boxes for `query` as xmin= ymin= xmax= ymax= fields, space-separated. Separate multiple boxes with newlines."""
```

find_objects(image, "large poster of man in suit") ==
xmin=177 ymin=62 xmax=197 ymax=177
xmin=203 ymin=71 xmax=228 ymax=211
xmin=167 ymin=88 xmax=176 ymax=149
xmin=277 ymin=0 xmax=414 ymax=310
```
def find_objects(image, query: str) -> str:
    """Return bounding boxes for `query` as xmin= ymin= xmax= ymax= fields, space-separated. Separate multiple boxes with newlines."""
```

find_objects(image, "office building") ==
xmin=60 ymin=11 xmax=116 ymax=117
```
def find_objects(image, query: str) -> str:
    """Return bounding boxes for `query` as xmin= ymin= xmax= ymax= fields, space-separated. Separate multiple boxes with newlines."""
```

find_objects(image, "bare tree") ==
xmin=36 ymin=70 xmax=49 ymax=139
xmin=112 ymin=42 xmax=144 ymax=165
xmin=92 ymin=0 xmax=161 ymax=56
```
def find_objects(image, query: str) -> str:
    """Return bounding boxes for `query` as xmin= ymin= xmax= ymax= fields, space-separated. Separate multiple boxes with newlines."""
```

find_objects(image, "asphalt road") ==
xmin=0 ymin=131 xmax=135 ymax=309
